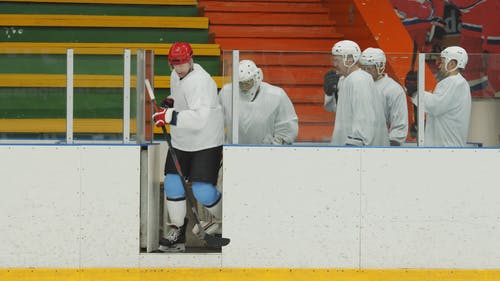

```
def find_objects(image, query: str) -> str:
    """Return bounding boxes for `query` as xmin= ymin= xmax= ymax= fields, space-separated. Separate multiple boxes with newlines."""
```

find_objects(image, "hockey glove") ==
xmin=409 ymin=121 xmax=418 ymax=139
xmin=323 ymin=70 xmax=340 ymax=97
xmin=390 ymin=140 xmax=401 ymax=146
xmin=153 ymin=108 xmax=178 ymax=127
xmin=404 ymin=70 xmax=418 ymax=97
xmin=160 ymin=97 xmax=175 ymax=109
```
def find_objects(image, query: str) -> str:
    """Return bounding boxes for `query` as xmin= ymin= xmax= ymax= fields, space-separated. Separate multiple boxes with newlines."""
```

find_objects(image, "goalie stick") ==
xmin=145 ymin=79 xmax=230 ymax=248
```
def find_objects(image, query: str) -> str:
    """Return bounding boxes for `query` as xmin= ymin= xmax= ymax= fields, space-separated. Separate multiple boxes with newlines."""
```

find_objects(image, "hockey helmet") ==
xmin=359 ymin=47 xmax=386 ymax=75
xmin=238 ymin=60 xmax=263 ymax=101
xmin=440 ymin=46 xmax=468 ymax=72
xmin=168 ymin=42 xmax=193 ymax=65
xmin=331 ymin=40 xmax=361 ymax=67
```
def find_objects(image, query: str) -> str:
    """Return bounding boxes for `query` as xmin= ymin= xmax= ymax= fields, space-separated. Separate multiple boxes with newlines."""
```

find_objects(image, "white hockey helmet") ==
xmin=331 ymin=40 xmax=361 ymax=67
xmin=359 ymin=47 xmax=386 ymax=75
xmin=440 ymin=46 xmax=468 ymax=72
xmin=238 ymin=60 xmax=263 ymax=101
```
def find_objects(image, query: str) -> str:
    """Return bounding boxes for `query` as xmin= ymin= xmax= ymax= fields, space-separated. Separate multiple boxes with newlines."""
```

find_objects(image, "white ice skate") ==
xmin=192 ymin=217 xmax=221 ymax=238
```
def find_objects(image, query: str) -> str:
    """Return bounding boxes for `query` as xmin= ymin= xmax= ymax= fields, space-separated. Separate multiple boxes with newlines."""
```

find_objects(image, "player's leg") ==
xmin=189 ymin=146 xmax=223 ymax=236
xmin=160 ymin=148 xmax=191 ymax=252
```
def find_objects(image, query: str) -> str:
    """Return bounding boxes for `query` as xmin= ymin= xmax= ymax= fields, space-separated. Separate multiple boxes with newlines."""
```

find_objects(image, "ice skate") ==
xmin=159 ymin=218 xmax=188 ymax=252
xmin=192 ymin=217 xmax=221 ymax=238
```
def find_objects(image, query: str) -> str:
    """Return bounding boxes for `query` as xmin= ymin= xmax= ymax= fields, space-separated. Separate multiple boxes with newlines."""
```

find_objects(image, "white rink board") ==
xmin=222 ymin=146 xmax=362 ymax=268
xmin=0 ymin=145 xmax=499 ymax=269
xmin=360 ymin=148 xmax=500 ymax=268
xmin=222 ymin=146 xmax=500 ymax=268
xmin=0 ymin=145 xmax=141 ymax=268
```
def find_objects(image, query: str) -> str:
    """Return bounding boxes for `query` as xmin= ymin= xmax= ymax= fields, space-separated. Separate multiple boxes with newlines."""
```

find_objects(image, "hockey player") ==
xmin=359 ymin=47 xmax=409 ymax=146
xmin=324 ymin=40 xmax=389 ymax=146
xmin=218 ymin=59 xmax=298 ymax=145
xmin=152 ymin=42 xmax=224 ymax=252
xmin=419 ymin=46 xmax=472 ymax=146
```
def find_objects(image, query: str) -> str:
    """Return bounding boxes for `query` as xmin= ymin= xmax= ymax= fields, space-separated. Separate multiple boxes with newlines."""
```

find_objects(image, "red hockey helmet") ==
xmin=168 ymin=42 xmax=193 ymax=65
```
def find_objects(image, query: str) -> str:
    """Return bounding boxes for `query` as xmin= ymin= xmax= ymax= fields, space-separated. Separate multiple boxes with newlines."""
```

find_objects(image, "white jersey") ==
xmin=169 ymin=63 xmax=224 ymax=151
xmin=374 ymin=74 xmax=409 ymax=145
xmin=326 ymin=69 xmax=389 ymax=146
xmin=424 ymin=73 xmax=471 ymax=147
xmin=219 ymin=81 xmax=298 ymax=144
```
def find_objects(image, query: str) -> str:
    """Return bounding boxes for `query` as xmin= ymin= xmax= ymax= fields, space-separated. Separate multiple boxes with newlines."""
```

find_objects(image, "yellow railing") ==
xmin=0 ymin=74 xmax=224 ymax=88
xmin=2 ymin=0 xmax=197 ymax=4
xmin=0 ymin=42 xmax=221 ymax=56
xmin=0 ymin=14 xmax=208 ymax=29
xmin=0 ymin=119 xmax=170 ymax=134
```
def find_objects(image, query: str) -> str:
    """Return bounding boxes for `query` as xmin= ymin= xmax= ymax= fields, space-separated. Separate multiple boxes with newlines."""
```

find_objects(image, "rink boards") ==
xmin=0 ymin=144 xmax=499 ymax=280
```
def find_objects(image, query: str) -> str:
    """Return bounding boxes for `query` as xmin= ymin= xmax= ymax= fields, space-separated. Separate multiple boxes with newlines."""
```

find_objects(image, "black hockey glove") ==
xmin=409 ymin=121 xmax=418 ymax=139
xmin=390 ymin=140 xmax=401 ymax=146
xmin=404 ymin=70 xmax=418 ymax=97
xmin=323 ymin=70 xmax=340 ymax=97
xmin=160 ymin=97 xmax=174 ymax=109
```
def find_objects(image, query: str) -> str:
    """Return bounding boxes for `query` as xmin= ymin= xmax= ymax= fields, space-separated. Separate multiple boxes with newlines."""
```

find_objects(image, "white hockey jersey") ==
xmin=325 ymin=69 xmax=389 ymax=146
xmin=219 ymin=81 xmax=298 ymax=144
xmin=424 ymin=73 xmax=471 ymax=147
xmin=169 ymin=63 xmax=224 ymax=151
xmin=374 ymin=74 xmax=409 ymax=145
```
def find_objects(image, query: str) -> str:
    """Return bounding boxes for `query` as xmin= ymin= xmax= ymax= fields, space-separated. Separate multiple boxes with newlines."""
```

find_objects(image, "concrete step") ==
xmin=200 ymin=1 xmax=329 ymax=13
xmin=205 ymin=12 xmax=335 ymax=26
xmin=210 ymin=25 xmax=341 ymax=39
xmin=215 ymin=38 xmax=340 ymax=51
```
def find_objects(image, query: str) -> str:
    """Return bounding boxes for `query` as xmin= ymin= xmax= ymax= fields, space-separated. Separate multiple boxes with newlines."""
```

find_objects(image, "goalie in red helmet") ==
xmin=152 ymin=42 xmax=224 ymax=252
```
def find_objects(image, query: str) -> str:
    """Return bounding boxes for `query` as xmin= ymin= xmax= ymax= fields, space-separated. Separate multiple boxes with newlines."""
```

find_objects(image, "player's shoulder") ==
xmin=382 ymin=75 xmax=405 ymax=92
xmin=440 ymin=73 xmax=466 ymax=87
xmin=454 ymin=73 xmax=471 ymax=89
xmin=191 ymin=63 xmax=211 ymax=78
xmin=348 ymin=69 xmax=374 ymax=84
xmin=261 ymin=82 xmax=288 ymax=98
xmin=218 ymin=83 xmax=232 ymax=98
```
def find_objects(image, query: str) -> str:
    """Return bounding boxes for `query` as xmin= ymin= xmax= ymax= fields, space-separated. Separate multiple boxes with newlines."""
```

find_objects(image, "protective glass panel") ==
xmin=220 ymin=51 xmax=330 ymax=145
xmin=0 ymin=47 xmax=137 ymax=144
xmin=220 ymin=50 xmax=234 ymax=144
xmin=221 ymin=51 xmax=423 ymax=147
xmin=73 ymin=52 xmax=129 ymax=142
xmin=0 ymin=48 xmax=67 ymax=142
xmin=422 ymin=52 xmax=499 ymax=147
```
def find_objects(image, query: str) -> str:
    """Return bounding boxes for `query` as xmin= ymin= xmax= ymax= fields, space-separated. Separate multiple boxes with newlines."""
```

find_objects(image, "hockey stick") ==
xmin=407 ymin=40 xmax=419 ymax=138
xmin=145 ymin=79 xmax=230 ymax=248
xmin=410 ymin=39 xmax=417 ymax=72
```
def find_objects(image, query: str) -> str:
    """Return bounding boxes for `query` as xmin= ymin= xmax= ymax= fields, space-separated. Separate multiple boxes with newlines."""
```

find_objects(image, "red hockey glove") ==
xmin=152 ymin=108 xmax=177 ymax=127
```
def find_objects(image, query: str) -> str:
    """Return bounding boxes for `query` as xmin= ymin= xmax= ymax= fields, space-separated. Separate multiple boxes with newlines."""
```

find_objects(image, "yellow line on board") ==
xmin=1 ymin=268 xmax=500 ymax=281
